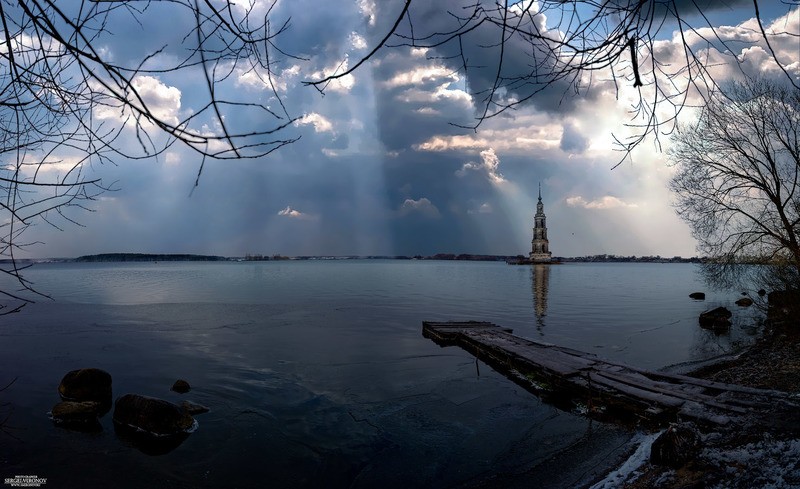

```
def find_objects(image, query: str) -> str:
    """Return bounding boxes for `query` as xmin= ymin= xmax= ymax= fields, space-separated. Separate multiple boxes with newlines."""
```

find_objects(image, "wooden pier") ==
xmin=423 ymin=321 xmax=799 ymax=429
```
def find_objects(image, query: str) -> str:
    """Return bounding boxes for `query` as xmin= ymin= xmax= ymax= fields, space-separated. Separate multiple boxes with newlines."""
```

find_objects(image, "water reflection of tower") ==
xmin=532 ymin=264 xmax=550 ymax=333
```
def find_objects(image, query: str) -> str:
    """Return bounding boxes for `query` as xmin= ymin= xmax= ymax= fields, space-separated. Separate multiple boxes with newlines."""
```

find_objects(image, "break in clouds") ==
xmin=21 ymin=1 xmax=800 ymax=259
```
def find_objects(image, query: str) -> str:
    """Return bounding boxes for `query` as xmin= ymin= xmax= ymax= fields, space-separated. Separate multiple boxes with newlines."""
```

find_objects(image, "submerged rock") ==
xmin=50 ymin=401 xmax=103 ymax=432
xmin=758 ymin=289 xmax=767 ymax=296
xmin=735 ymin=297 xmax=754 ymax=307
xmin=180 ymin=400 xmax=210 ymax=415
xmin=171 ymin=379 xmax=191 ymax=394
xmin=51 ymin=400 xmax=100 ymax=420
xmin=114 ymin=423 xmax=190 ymax=456
xmin=650 ymin=422 xmax=701 ymax=468
xmin=689 ymin=292 xmax=706 ymax=300
xmin=113 ymin=394 xmax=195 ymax=437
xmin=699 ymin=307 xmax=732 ymax=332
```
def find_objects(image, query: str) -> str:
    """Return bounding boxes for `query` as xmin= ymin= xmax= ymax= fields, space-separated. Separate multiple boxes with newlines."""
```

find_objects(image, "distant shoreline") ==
xmin=2 ymin=252 xmax=705 ymax=264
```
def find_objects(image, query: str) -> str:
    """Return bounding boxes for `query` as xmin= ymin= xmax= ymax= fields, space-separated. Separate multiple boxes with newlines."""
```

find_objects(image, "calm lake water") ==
xmin=0 ymin=261 xmax=762 ymax=488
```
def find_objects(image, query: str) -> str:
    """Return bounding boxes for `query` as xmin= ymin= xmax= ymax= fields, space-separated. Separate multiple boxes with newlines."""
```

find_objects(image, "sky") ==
xmin=15 ymin=0 xmax=800 ymax=258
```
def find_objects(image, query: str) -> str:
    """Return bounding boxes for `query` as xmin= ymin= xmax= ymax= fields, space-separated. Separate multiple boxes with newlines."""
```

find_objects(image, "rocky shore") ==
xmin=609 ymin=316 xmax=800 ymax=488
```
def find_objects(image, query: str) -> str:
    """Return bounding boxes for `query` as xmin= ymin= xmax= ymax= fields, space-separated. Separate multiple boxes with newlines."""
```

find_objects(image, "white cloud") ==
xmin=648 ymin=8 xmax=800 ymax=105
xmin=358 ymin=0 xmax=376 ymax=26
xmin=397 ymin=84 xmax=473 ymax=107
xmin=310 ymin=56 xmax=356 ymax=93
xmin=410 ymin=47 xmax=429 ymax=58
xmin=455 ymin=148 xmax=506 ymax=185
xmin=93 ymin=75 xmax=181 ymax=127
xmin=165 ymin=152 xmax=181 ymax=166
xmin=385 ymin=66 xmax=456 ymax=88
xmin=193 ymin=118 xmax=235 ymax=155
xmin=296 ymin=113 xmax=334 ymax=133
xmin=386 ymin=63 xmax=473 ymax=108
xmin=566 ymin=195 xmax=638 ymax=210
xmin=415 ymin=117 xmax=562 ymax=153
xmin=399 ymin=198 xmax=441 ymax=218
xmin=13 ymin=155 xmax=85 ymax=176
xmin=468 ymin=202 xmax=493 ymax=215
xmin=237 ymin=64 xmax=301 ymax=93
xmin=416 ymin=107 xmax=440 ymax=115
xmin=277 ymin=206 xmax=316 ymax=220
xmin=131 ymin=76 xmax=181 ymax=126
xmin=349 ymin=32 xmax=367 ymax=50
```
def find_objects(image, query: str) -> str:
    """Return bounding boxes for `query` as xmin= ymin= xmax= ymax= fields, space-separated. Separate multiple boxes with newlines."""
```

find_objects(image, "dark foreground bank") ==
xmin=596 ymin=316 xmax=800 ymax=488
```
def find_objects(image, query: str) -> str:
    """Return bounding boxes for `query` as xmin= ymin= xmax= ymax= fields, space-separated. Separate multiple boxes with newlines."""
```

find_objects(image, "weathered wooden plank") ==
xmin=467 ymin=335 xmax=593 ymax=377
xmin=456 ymin=334 xmax=584 ymax=377
xmin=422 ymin=320 xmax=798 ymax=429
xmin=594 ymin=370 xmax=749 ymax=414
xmin=587 ymin=372 xmax=686 ymax=408
xmin=642 ymin=370 xmax=792 ymax=398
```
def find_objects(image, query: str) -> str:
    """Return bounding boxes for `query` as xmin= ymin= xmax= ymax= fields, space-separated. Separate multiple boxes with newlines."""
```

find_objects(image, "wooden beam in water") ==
xmin=422 ymin=321 xmax=799 ymax=429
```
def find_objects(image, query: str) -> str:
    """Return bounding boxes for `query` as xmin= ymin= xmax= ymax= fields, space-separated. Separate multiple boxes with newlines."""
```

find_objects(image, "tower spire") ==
xmin=530 ymin=182 xmax=552 ymax=262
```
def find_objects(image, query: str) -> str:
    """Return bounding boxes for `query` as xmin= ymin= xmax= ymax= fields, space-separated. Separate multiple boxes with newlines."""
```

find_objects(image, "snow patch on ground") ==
xmin=704 ymin=437 xmax=800 ymax=488
xmin=590 ymin=431 xmax=663 ymax=489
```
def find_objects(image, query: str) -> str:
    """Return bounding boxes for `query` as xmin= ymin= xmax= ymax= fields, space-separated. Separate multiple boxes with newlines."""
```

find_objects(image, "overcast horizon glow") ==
xmin=16 ymin=1 xmax=800 ymax=259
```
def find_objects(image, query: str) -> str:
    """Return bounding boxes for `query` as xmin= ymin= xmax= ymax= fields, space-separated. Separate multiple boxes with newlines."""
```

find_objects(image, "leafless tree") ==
xmin=669 ymin=78 xmax=800 ymax=293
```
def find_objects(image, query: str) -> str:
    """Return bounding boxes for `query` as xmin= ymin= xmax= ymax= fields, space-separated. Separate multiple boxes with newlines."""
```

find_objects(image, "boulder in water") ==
xmin=113 ymin=394 xmax=196 ymax=437
xmin=58 ymin=368 xmax=112 ymax=415
xmin=699 ymin=307 xmax=732 ymax=332
xmin=735 ymin=297 xmax=754 ymax=307
xmin=50 ymin=401 xmax=103 ymax=431
xmin=171 ymin=379 xmax=191 ymax=394
xmin=58 ymin=368 xmax=112 ymax=402
xmin=689 ymin=292 xmax=705 ymax=300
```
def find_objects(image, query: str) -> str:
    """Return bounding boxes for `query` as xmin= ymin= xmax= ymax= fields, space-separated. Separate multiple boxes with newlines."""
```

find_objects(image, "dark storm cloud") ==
xmin=24 ymin=0 xmax=783 ymax=259
xmin=365 ymin=27 xmax=552 ymax=254
xmin=377 ymin=146 xmax=523 ymax=254
xmin=370 ymin=53 xmax=472 ymax=151
xmin=391 ymin=0 xmax=605 ymax=117
xmin=656 ymin=0 xmax=752 ymax=15
xmin=389 ymin=0 xmax=770 ymax=120
xmin=99 ymin=0 xmax=362 ymax=69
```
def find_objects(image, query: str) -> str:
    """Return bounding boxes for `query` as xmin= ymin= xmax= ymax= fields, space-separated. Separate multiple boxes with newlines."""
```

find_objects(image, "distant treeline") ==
xmin=406 ymin=254 xmax=702 ymax=263
xmin=560 ymin=255 xmax=703 ymax=263
xmin=415 ymin=254 xmax=515 ymax=261
xmin=287 ymin=254 xmax=516 ymax=261
xmin=75 ymin=253 xmax=228 ymax=262
xmin=33 ymin=252 xmax=705 ymax=263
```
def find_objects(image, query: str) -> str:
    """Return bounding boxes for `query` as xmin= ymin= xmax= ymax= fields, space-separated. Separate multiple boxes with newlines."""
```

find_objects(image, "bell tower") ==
xmin=529 ymin=183 xmax=552 ymax=262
